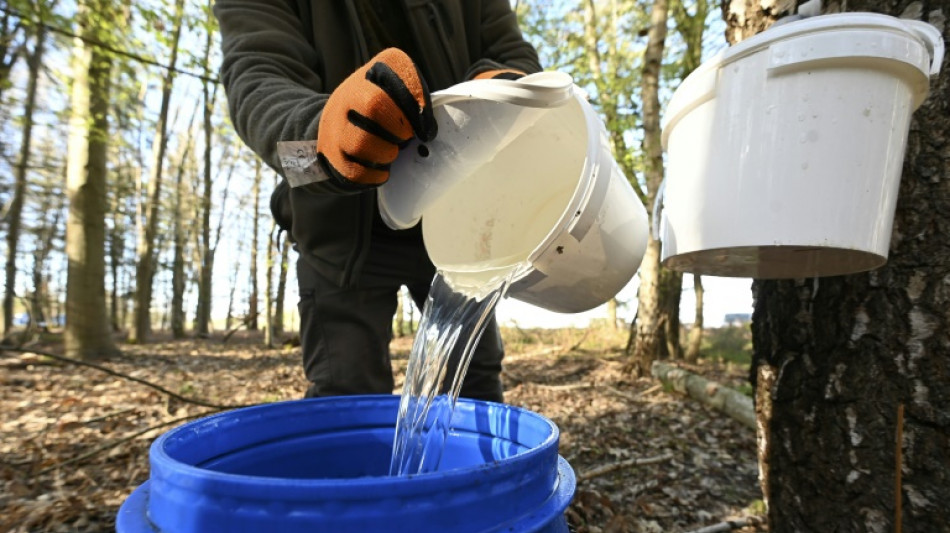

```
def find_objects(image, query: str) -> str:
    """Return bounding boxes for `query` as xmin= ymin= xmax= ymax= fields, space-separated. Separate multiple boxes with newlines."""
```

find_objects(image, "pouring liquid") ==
xmin=389 ymin=264 xmax=525 ymax=476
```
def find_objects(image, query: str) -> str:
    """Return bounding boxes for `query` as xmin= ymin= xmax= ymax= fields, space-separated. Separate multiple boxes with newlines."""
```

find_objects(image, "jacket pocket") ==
xmin=270 ymin=178 xmax=294 ymax=238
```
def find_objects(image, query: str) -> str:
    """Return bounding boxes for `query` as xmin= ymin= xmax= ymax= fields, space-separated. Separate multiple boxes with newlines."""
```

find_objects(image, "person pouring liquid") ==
xmin=213 ymin=0 xmax=541 ymax=401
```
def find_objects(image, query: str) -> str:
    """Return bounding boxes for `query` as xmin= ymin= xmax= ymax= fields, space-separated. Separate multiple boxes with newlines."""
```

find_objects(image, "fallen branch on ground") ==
xmin=0 ymin=345 xmax=256 ymax=410
xmin=36 ymin=410 xmax=217 ymax=476
xmin=652 ymin=361 xmax=755 ymax=429
xmin=578 ymin=452 xmax=675 ymax=481
xmin=684 ymin=516 xmax=763 ymax=533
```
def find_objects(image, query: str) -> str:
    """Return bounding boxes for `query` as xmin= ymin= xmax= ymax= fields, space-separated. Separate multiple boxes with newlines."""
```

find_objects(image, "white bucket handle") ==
xmin=431 ymin=71 xmax=575 ymax=109
xmin=901 ymin=19 xmax=945 ymax=77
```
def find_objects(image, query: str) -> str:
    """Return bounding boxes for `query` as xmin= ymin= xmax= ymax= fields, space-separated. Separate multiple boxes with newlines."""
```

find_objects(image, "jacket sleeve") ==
xmin=215 ymin=0 xmax=358 ymax=194
xmin=464 ymin=0 xmax=542 ymax=79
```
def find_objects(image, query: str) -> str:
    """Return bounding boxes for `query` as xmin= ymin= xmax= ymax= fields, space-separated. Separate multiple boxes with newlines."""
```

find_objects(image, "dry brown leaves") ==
xmin=1 ymin=329 xmax=765 ymax=533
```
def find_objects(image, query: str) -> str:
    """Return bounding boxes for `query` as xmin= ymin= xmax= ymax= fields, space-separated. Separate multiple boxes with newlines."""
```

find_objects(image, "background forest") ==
xmin=2 ymin=0 xmax=948 ymax=532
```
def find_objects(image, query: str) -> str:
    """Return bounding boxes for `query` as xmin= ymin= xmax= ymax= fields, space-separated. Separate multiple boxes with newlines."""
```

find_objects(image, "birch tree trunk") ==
xmin=686 ymin=274 xmax=703 ymax=363
xmin=629 ymin=0 xmax=669 ymax=376
xmin=274 ymin=233 xmax=289 ymax=336
xmin=249 ymin=159 xmax=261 ymax=331
xmin=130 ymin=0 xmax=184 ymax=343
xmin=725 ymin=1 xmax=950 ymax=529
xmin=4 ymin=17 xmax=45 ymax=335
xmin=64 ymin=0 xmax=120 ymax=360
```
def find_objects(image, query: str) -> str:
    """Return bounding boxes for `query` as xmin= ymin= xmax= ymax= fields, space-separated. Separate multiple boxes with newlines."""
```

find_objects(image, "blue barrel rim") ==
xmin=117 ymin=456 xmax=577 ymax=533
xmin=149 ymin=395 xmax=561 ymax=496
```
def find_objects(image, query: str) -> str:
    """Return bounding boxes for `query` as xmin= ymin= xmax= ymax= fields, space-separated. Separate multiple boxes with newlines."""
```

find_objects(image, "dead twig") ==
xmin=683 ymin=516 xmax=763 ymax=533
xmin=0 ymin=345 xmax=255 ymax=410
xmin=567 ymin=329 xmax=591 ymax=352
xmin=604 ymin=383 xmax=662 ymax=402
xmin=578 ymin=452 xmax=675 ymax=481
xmin=36 ymin=410 xmax=218 ymax=476
xmin=222 ymin=311 xmax=260 ymax=343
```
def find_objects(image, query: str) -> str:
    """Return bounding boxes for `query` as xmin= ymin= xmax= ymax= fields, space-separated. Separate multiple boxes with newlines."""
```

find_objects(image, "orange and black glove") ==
xmin=471 ymin=68 xmax=526 ymax=81
xmin=317 ymin=48 xmax=437 ymax=186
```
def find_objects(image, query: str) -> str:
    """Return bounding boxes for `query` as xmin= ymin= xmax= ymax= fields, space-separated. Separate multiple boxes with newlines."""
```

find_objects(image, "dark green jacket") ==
xmin=214 ymin=0 xmax=542 ymax=286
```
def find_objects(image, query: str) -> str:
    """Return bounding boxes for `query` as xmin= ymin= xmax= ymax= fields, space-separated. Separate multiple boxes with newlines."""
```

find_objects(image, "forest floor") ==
xmin=1 ymin=327 xmax=766 ymax=533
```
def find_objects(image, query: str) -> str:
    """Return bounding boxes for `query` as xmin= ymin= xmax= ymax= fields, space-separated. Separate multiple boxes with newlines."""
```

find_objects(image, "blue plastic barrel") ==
xmin=116 ymin=395 xmax=575 ymax=533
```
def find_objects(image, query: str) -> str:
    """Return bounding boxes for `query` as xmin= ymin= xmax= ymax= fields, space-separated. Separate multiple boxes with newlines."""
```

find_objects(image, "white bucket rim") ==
xmin=420 ymin=91 xmax=602 ymax=281
xmin=377 ymin=72 xmax=576 ymax=231
xmin=661 ymin=12 xmax=943 ymax=149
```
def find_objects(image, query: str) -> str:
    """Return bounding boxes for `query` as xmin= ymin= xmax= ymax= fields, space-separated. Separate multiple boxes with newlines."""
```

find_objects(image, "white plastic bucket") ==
xmin=379 ymin=73 xmax=648 ymax=313
xmin=658 ymin=13 xmax=944 ymax=278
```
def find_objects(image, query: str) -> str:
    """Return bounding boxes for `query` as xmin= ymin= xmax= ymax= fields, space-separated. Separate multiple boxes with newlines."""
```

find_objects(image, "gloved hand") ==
xmin=317 ymin=48 xmax=437 ymax=186
xmin=471 ymin=68 xmax=527 ymax=81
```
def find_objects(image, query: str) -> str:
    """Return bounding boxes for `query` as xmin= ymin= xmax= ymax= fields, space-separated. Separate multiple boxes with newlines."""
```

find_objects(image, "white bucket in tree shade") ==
xmin=657 ymin=13 xmax=944 ymax=278
xmin=379 ymin=73 xmax=648 ymax=313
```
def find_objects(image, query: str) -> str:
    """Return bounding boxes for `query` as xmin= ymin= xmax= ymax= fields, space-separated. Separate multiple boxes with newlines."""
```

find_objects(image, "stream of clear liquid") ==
xmin=389 ymin=266 xmax=522 ymax=476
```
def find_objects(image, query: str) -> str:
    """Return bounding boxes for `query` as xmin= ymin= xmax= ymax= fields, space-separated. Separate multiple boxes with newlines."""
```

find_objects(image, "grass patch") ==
xmin=701 ymin=325 xmax=753 ymax=366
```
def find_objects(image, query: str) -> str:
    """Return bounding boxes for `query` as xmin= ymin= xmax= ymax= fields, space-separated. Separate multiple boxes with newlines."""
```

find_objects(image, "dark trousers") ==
xmin=296 ymin=231 xmax=505 ymax=402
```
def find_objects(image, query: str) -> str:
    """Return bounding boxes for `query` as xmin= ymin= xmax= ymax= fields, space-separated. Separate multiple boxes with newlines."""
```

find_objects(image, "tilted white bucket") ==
xmin=379 ymin=73 xmax=648 ymax=313
xmin=658 ymin=13 xmax=944 ymax=278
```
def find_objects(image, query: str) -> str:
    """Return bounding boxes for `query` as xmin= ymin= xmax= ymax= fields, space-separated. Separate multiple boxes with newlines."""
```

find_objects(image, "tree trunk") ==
xmin=249 ymin=160 xmax=261 ymax=331
xmin=4 ymin=21 xmax=45 ymax=335
xmin=274 ymin=232 xmax=289 ymax=336
xmin=606 ymin=298 xmax=618 ymax=330
xmin=31 ymin=173 xmax=63 ymax=332
xmin=225 ymin=226 xmax=245 ymax=333
xmin=64 ymin=0 xmax=120 ymax=360
xmin=660 ymin=268 xmax=682 ymax=359
xmin=195 ymin=1 xmax=217 ymax=337
xmin=170 ymin=141 xmax=191 ymax=339
xmin=686 ymin=274 xmax=703 ymax=363
xmin=629 ymin=0 xmax=669 ymax=376
xmin=264 ymin=223 xmax=276 ymax=348
xmin=130 ymin=0 xmax=185 ymax=343
xmin=109 ymin=167 xmax=127 ymax=333
xmin=727 ymin=1 xmax=950 ymax=530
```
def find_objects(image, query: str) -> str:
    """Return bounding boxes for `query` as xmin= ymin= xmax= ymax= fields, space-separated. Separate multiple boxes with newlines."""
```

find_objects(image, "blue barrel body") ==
xmin=116 ymin=395 xmax=575 ymax=533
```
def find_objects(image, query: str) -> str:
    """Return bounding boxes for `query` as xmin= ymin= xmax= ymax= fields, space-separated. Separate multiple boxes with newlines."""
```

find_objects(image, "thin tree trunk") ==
xmin=274 ymin=233 xmax=289 ymax=336
xmin=628 ymin=0 xmax=669 ymax=376
xmin=248 ymin=159 xmax=261 ymax=331
xmin=31 ymin=184 xmax=63 ymax=331
xmin=195 ymin=1 xmax=218 ymax=337
xmin=170 ymin=140 xmax=191 ymax=338
xmin=4 ymin=19 xmax=45 ymax=334
xmin=395 ymin=287 xmax=405 ymax=338
xmin=130 ymin=0 xmax=185 ymax=343
xmin=660 ymin=269 xmax=683 ymax=359
xmin=225 ymin=228 xmax=245 ymax=333
xmin=686 ymin=274 xmax=703 ymax=363
xmin=408 ymin=291 xmax=416 ymax=334
xmin=264 ymin=224 xmax=276 ymax=348
xmin=606 ymin=298 xmax=618 ymax=330
xmin=64 ymin=0 xmax=120 ymax=360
